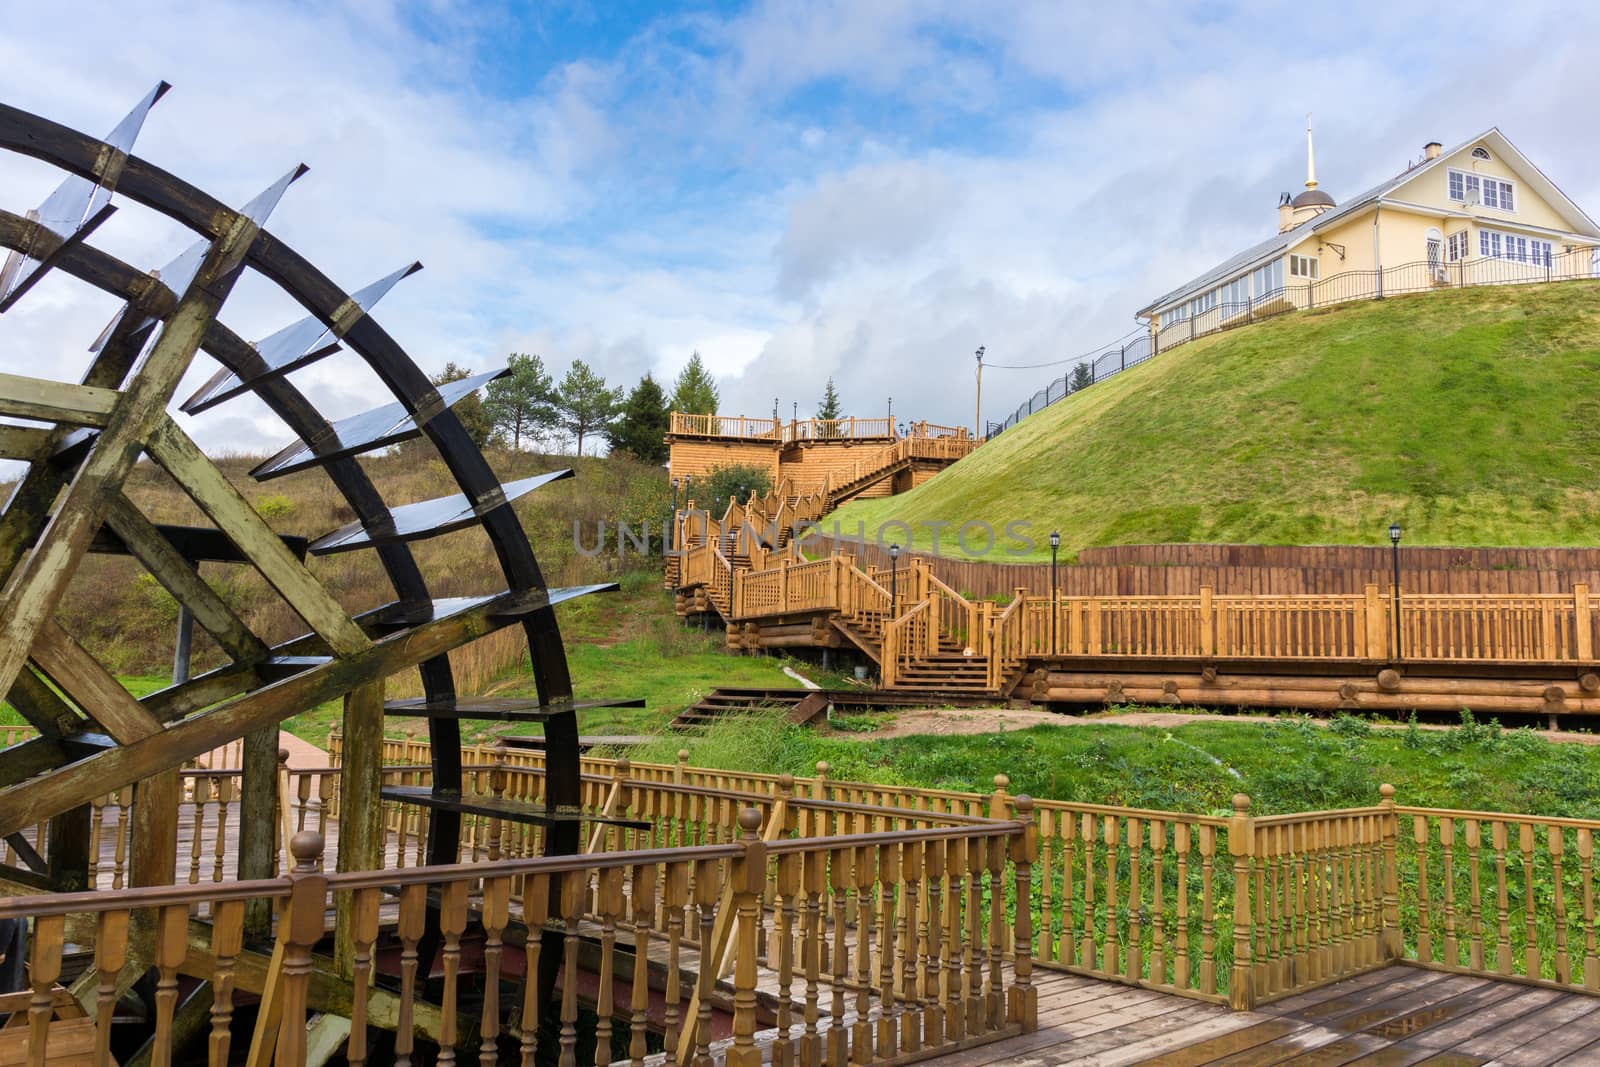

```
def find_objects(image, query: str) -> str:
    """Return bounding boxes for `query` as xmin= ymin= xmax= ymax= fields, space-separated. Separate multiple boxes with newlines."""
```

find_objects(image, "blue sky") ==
xmin=3 ymin=1 xmax=1598 ymax=454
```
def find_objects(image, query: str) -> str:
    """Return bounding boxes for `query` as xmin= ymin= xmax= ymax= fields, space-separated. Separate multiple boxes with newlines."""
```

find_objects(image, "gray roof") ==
xmin=1138 ymin=167 xmax=1411 ymax=316
xmin=1135 ymin=131 xmax=1522 ymax=317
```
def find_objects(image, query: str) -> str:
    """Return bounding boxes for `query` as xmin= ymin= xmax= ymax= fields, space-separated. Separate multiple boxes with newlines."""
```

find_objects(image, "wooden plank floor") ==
xmin=937 ymin=965 xmax=1600 ymax=1066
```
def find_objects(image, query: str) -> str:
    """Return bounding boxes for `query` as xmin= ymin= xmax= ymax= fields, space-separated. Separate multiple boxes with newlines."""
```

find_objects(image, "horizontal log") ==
xmin=1036 ymin=683 xmax=1598 ymax=714
xmin=1038 ymin=671 xmax=1570 ymax=699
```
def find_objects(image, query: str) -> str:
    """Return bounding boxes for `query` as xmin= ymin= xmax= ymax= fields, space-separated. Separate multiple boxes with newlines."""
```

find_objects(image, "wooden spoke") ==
xmin=145 ymin=417 xmax=371 ymax=657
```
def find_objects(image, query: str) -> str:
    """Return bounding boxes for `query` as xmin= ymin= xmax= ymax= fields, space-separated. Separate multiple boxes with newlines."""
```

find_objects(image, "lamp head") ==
xmin=889 ymin=543 xmax=900 ymax=560
xmin=1049 ymin=531 xmax=1061 ymax=549
xmin=1388 ymin=522 xmax=1402 ymax=544
xmin=975 ymin=345 xmax=985 ymax=363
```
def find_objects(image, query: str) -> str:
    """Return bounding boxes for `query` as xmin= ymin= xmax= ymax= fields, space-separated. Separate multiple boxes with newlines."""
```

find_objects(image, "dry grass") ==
xmin=32 ymin=443 xmax=670 ymax=678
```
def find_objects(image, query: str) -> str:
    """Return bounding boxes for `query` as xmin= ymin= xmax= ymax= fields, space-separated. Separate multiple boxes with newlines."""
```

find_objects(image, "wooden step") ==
xmin=380 ymin=785 xmax=650 ymax=830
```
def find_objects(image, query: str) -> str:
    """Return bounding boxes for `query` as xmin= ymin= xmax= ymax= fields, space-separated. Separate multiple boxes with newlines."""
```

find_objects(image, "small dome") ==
xmin=1291 ymin=188 xmax=1336 ymax=209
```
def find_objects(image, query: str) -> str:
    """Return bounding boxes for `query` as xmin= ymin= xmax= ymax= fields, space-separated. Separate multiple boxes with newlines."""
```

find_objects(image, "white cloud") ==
xmin=2 ymin=0 xmax=1598 ymax=463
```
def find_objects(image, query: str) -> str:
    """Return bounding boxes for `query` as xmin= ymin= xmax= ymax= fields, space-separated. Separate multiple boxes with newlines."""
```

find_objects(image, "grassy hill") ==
xmin=833 ymin=281 xmax=1600 ymax=559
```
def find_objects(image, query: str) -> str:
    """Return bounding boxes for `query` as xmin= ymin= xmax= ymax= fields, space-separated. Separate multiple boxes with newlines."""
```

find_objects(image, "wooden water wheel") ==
xmin=0 ymin=85 xmax=630 ymax=996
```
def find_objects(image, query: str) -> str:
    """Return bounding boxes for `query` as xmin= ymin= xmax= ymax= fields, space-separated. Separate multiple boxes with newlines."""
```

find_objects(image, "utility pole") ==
xmin=974 ymin=345 xmax=985 ymax=438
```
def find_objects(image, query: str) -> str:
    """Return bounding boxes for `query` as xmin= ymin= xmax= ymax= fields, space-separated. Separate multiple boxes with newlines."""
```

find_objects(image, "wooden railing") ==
xmin=780 ymin=416 xmax=896 ymax=443
xmin=881 ymin=599 xmax=933 ymax=688
xmin=3 ymin=759 xmax=1038 ymax=1067
xmin=327 ymin=746 xmax=1600 ymax=1011
xmin=1008 ymin=585 xmax=1597 ymax=664
xmin=668 ymin=412 xmax=782 ymax=439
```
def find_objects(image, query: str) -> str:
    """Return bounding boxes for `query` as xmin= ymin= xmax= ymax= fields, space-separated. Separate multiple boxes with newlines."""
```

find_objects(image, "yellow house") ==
xmin=1138 ymin=124 xmax=1600 ymax=347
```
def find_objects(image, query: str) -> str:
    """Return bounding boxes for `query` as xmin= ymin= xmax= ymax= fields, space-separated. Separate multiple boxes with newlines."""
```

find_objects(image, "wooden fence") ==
xmin=808 ymin=537 xmax=1600 ymax=600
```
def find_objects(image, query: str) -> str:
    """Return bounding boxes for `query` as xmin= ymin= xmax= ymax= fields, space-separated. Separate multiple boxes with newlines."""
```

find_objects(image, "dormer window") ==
xmin=1471 ymin=146 xmax=1491 ymax=161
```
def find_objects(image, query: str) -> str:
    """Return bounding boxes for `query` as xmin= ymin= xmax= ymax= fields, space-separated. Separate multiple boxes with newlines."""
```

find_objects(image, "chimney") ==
xmin=1424 ymin=141 xmax=1442 ymax=161
xmin=1277 ymin=191 xmax=1295 ymax=233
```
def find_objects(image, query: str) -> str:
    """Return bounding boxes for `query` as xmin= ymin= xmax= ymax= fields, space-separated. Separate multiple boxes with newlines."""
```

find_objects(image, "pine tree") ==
xmin=817 ymin=377 xmax=842 ymax=420
xmin=669 ymin=351 xmax=719 ymax=414
xmin=430 ymin=361 xmax=493 ymax=446
xmin=605 ymin=373 xmax=670 ymax=464
xmin=556 ymin=359 xmax=623 ymax=455
xmin=1069 ymin=362 xmax=1094 ymax=393
xmin=483 ymin=352 xmax=557 ymax=450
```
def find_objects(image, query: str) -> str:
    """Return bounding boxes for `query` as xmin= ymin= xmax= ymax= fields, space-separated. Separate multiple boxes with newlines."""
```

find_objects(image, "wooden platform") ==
xmin=940 ymin=965 xmax=1600 ymax=1065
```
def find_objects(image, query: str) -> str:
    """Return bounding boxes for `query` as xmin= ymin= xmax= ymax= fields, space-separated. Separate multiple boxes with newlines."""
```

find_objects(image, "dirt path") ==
xmin=827 ymin=705 xmax=1600 ymax=745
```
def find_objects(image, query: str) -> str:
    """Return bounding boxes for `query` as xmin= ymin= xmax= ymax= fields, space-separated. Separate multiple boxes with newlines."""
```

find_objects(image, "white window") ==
xmin=1250 ymin=258 xmax=1283 ymax=299
xmin=1289 ymin=254 xmax=1319 ymax=278
xmin=1472 ymin=146 xmax=1491 ymax=161
xmin=1478 ymin=227 xmax=1551 ymax=264
xmin=1446 ymin=230 xmax=1470 ymax=262
xmin=1190 ymin=290 xmax=1217 ymax=317
xmin=1222 ymin=274 xmax=1249 ymax=312
xmin=1453 ymin=167 xmax=1515 ymax=211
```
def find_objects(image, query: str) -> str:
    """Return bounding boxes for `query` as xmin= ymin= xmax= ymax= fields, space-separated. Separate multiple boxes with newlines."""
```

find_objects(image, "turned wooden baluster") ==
xmin=827 ymin=847 xmax=851 ymax=1067
xmin=1493 ymin=820 xmax=1512 ymax=974
xmin=1150 ymin=818 xmax=1167 ymax=986
xmin=152 ymin=903 xmax=189 ymax=1067
xmin=1011 ymin=798 xmax=1038 ymax=1031
xmin=964 ymin=831 xmax=986 ymax=1036
xmin=686 ymin=853 xmax=720 ymax=1067
xmin=112 ymin=786 xmax=131 ymax=889
xmin=1080 ymin=812 xmax=1097 ymax=968
xmin=943 ymin=836 xmax=966 ymax=1043
xmin=519 ymin=872 xmax=551 ymax=1067
xmin=986 ymin=836 xmax=1006 ymax=1030
xmin=208 ymin=900 xmax=245 ymax=1067
xmin=213 ymin=777 xmax=233 ymax=884
xmin=1059 ymin=812 xmax=1076 ymax=968
xmin=1174 ymin=823 xmax=1191 ymax=989
xmin=28 ymin=913 xmax=65 ymax=1067
xmin=189 ymin=777 xmax=209 ymax=884
xmin=594 ymin=867 xmax=624 ymax=1066
xmin=394 ymin=882 xmax=427 ymax=1067
xmin=801 ymin=850 xmax=825 ymax=1067
xmin=1518 ymin=822 xmax=1539 ymax=979
xmin=559 ymin=869 xmax=586 ymax=1067
xmin=661 ymin=864 xmax=687 ymax=1054
xmin=89 ymin=795 xmax=106 ymax=888
xmin=1442 ymin=818 xmax=1461 ymax=967
xmin=1036 ymin=808 xmax=1054 ymax=965
xmin=93 ymin=910 xmax=129 ymax=1067
xmin=477 ymin=876 xmax=510 ymax=1066
xmin=923 ymin=838 xmax=947 ymax=1049
xmin=345 ymin=888 xmax=381 ymax=1067
xmin=728 ymin=809 xmax=767 ymax=1067
xmin=1127 ymin=816 xmax=1144 ymax=982
xmin=1199 ymin=824 xmax=1217 ymax=996
xmin=1551 ymin=827 xmax=1571 ymax=985
xmin=437 ymin=879 xmax=469 ymax=1065
xmin=1580 ymin=829 xmax=1600 ymax=994
xmin=1413 ymin=816 xmax=1434 ymax=963
xmin=873 ymin=842 xmax=899 ymax=1061
xmin=630 ymin=863 xmax=659 ymax=1067
xmin=898 ymin=839 xmax=923 ymax=1056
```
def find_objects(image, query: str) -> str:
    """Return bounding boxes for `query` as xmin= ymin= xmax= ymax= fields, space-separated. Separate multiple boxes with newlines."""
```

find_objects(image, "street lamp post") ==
xmin=974 ymin=345 xmax=985 ymax=439
xmin=1050 ymin=531 xmax=1061 ymax=655
xmin=1388 ymin=522 xmax=1403 ymax=660
xmin=889 ymin=543 xmax=901 ymax=620
xmin=888 ymin=396 xmax=893 ymax=429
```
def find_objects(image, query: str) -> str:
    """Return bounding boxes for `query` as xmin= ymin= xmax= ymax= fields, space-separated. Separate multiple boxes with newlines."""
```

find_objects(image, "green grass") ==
xmin=634 ymin=708 xmax=1600 ymax=818
xmin=832 ymin=281 xmax=1600 ymax=558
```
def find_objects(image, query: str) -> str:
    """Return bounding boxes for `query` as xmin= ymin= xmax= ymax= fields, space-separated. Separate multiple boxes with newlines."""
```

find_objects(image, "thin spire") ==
xmin=1305 ymin=112 xmax=1318 ymax=190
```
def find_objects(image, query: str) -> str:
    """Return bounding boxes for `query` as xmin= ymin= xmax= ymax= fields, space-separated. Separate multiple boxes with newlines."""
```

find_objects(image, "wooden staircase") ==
xmin=670 ymin=687 xmax=830 ymax=731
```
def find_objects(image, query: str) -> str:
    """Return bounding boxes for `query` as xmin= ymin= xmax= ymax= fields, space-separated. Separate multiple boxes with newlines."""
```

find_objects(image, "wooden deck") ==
xmin=944 ymin=965 xmax=1600 ymax=1066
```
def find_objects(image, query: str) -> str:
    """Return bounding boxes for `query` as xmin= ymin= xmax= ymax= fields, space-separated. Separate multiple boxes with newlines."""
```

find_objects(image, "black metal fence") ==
xmin=985 ymin=247 xmax=1600 ymax=440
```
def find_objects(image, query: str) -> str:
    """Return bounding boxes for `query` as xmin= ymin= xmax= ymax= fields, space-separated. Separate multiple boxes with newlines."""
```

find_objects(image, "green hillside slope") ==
xmin=832 ymin=281 xmax=1600 ymax=559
